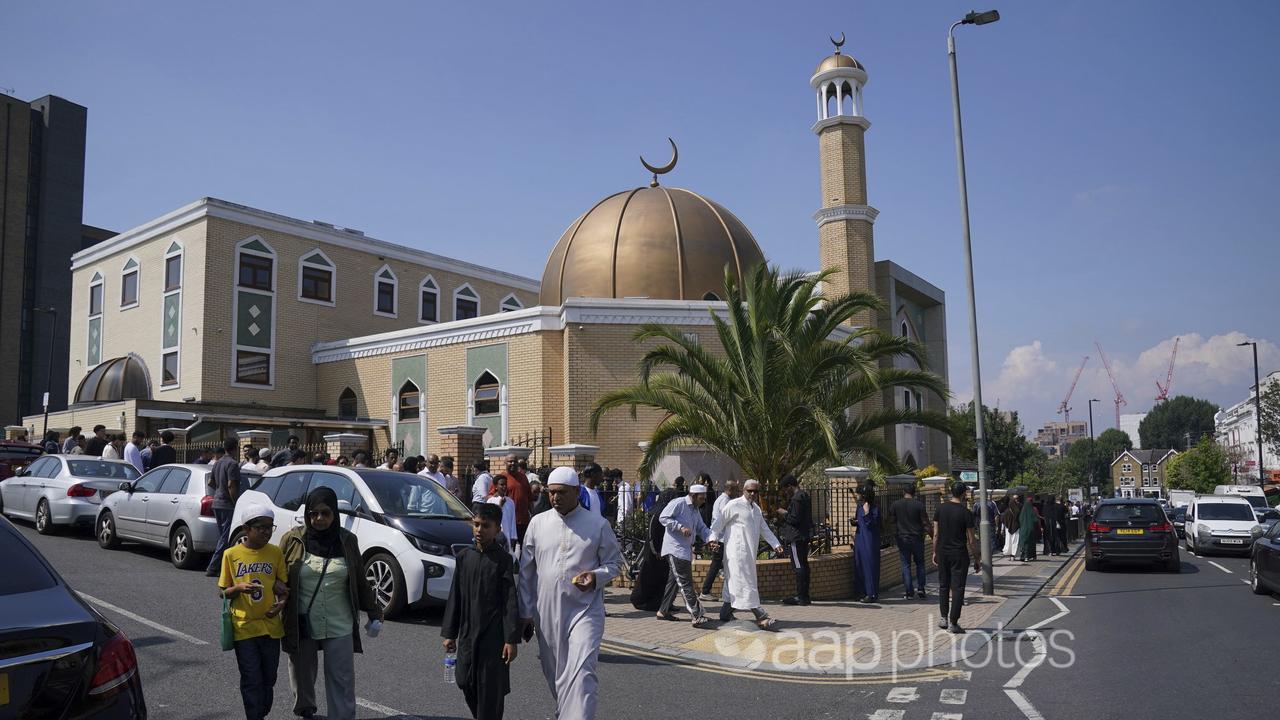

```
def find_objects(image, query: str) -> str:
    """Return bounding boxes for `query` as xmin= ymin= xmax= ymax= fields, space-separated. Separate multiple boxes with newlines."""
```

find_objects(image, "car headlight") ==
xmin=1197 ymin=525 xmax=1211 ymax=538
xmin=405 ymin=532 xmax=448 ymax=556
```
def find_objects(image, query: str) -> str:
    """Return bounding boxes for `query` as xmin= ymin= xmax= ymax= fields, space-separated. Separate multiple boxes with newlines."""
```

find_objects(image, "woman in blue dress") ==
xmin=851 ymin=484 xmax=881 ymax=603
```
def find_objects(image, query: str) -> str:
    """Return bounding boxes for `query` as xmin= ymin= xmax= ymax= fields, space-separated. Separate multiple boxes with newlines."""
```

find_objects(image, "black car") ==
xmin=1085 ymin=498 xmax=1180 ymax=572
xmin=1171 ymin=506 xmax=1188 ymax=538
xmin=1250 ymin=518 xmax=1280 ymax=595
xmin=0 ymin=516 xmax=146 ymax=717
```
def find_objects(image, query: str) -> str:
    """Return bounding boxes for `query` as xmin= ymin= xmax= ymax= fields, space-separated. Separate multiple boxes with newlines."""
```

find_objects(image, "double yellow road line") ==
xmin=1048 ymin=554 xmax=1086 ymax=597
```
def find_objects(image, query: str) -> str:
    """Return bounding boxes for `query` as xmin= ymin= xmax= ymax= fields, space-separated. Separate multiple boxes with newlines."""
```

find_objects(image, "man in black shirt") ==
xmin=150 ymin=430 xmax=177 ymax=468
xmin=84 ymin=425 xmax=108 ymax=457
xmin=933 ymin=482 xmax=980 ymax=634
xmin=888 ymin=485 xmax=932 ymax=599
xmin=777 ymin=475 xmax=813 ymax=605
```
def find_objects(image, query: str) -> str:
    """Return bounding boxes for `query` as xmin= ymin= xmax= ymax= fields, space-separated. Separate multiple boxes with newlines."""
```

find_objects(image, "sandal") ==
xmin=691 ymin=617 xmax=709 ymax=628
xmin=655 ymin=611 xmax=678 ymax=621
xmin=756 ymin=617 xmax=776 ymax=630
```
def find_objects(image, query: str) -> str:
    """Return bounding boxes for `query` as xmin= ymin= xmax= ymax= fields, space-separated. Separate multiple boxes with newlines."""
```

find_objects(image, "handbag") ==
xmin=220 ymin=597 xmax=235 ymax=651
xmin=298 ymin=554 xmax=333 ymax=640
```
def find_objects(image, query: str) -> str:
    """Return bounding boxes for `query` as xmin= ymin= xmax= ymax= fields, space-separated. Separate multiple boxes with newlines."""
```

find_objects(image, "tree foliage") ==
xmin=1165 ymin=437 xmax=1231 ymax=494
xmin=590 ymin=264 xmax=953 ymax=483
xmin=1065 ymin=429 xmax=1132 ymax=495
xmin=949 ymin=402 xmax=1039 ymax=488
xmin=1139 ymin=395 xmax=1219 ymax=450
xmin=1259 ymin=380 xmax=1280 ymax=460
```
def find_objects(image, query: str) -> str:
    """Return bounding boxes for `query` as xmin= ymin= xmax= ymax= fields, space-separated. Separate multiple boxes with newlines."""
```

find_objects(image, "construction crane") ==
xmin=1095 ymin=341 xmax=1127 ymax=428
xmin=1155 ymin=336 xmax=1180 ymax=402
xmin=1057 ymin=356 xmax=1090 ymax=424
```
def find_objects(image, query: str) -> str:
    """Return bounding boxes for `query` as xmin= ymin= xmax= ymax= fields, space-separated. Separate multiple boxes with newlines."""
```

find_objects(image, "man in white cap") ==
xmin=656 ymin=482 xmax=715 ymax=626
xmin=517 ymin=466 xmax=622 ymax=720
xmin=709 ymin=479 xmax=785 ymax=629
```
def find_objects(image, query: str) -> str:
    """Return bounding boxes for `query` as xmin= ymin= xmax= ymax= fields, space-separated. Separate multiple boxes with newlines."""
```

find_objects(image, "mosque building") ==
xmin=24 ymin=41 xmax=950 ymax=479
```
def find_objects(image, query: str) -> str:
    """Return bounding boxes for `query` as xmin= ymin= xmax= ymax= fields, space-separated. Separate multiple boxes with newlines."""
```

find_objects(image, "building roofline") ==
xmin=69 ymin=197 xmax=541 ymax=292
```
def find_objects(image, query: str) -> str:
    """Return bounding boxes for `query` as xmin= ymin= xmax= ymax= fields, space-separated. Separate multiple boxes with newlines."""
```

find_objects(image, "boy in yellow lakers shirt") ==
xmin=219 ymin=502 xmax=289 ymax=720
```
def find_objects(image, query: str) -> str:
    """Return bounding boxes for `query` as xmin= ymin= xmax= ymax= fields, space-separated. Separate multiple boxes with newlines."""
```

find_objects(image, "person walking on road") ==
xmin=699 ymin=477 xmax=739 ymax=601
xmin=656 ymin=482 xmax=714 ymax=626
xmin=888 ymin=484 xmax=932 ymax=599
xmin=280 ymin=486 xmax=384 ymax=720
xmin=518 ymin=466 xmax=623 ymax=720
xmin=709 ymin=479 xmax=785 ymax=629
xmin=1017 ymin=495 xmax=1040 ymax=561
xmin=776 ymin=475 xmax=813 ymax=606
xmin=851 ymin=484 xmax=882 ymax=603
xmin=1001 ymin=496 xmax=1022 ymax=559
xmin=206 ymin=439 xmax=241 ymax=577
xmin=218 ymin=501 xmax=289 ymax=720
xmin=933 ymin=482 xmax=980 ymax=634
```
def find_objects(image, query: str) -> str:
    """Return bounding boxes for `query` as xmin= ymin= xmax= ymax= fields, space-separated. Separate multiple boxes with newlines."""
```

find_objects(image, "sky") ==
xmin=5 ymin=1 xmax=1278 ymax=436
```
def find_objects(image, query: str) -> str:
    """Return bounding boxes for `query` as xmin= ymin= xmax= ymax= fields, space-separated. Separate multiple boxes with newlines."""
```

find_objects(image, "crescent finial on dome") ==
xmin=831 ymin=32 xmax=846 ymax=53
xmin=640 ymin=138 xmax=678 ymax=187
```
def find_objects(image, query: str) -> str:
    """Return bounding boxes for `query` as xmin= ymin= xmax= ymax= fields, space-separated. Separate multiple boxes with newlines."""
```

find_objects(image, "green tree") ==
xmin=590 ymin=264 xmax=953 ymax=483
xmin=1165 ymin=437 xmax=1231 ymax=494
xmin=1259 ymin=380 xmax=1280 ymax=460
xmin=1067 ymin=429 xmax=1133 ymax=494
xmin=949 ymin=402 xmax=1038 ymax=488
xmin=1139 ymin=395 xmax=1219 ymax=450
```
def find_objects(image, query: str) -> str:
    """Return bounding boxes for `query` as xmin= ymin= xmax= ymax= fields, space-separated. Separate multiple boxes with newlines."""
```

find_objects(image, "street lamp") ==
xmin=1088 ymin=398 xmax=1099 ymax=440
xmin=33 ymin=306 xmax=58 ymax=442
xmin=1237 ymin=340 xmax=1265 ymax=486
xmin=948 ymin=8 xmax=1000 ymax=595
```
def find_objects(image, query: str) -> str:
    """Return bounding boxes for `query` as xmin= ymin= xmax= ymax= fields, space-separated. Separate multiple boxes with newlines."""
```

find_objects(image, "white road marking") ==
xmin=886 ymin=686 xmax=919 ymax=703
xmin=940 ymin=688 xmax=968 ymax=705
xmin=1005 ymin=689 xmax=1046 ymax=720
xmin=1242 ymin=579 xmax=1251 ymax=585
xmin=1004 ymin=632 xmax=1047 ymax=689
xmin=930 ymin=714 xmax=963 ymax=720
xmin=867 ymin=710 xmax=905 ymax=720
xmin=1208 ymin=561 xmax=1233 ymax=574
xmin=78 ymin=592 xmax=208 ymax=646
xmin=1025 ymin=597 xmax=1070 ymax=630
xmin=356 ymin=697 xmax=422 ymax=719
xmin=1057 ymin=595 xmax=1088 ymax=599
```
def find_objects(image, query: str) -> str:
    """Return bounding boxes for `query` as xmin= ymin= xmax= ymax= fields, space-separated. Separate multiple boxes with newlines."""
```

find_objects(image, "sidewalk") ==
xmin=601 ymin=541 xmax=1082 ymax=676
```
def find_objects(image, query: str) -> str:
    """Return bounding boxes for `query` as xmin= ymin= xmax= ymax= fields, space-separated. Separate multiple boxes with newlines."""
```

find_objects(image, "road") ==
xmin=13 ymin=520 xmax=1280 ymax=719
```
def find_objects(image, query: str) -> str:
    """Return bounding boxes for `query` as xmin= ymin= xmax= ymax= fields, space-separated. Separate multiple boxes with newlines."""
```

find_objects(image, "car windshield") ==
xmin=1198 ymin=503 xmax=1255 ymax=521
xmin=67 ymin=459 xmax=140 ymax=481
xmin=1242 ymin=496 xmax=1268 ymax=510
xmin=361 ymin=471 xmax=470 ymax=519
xmin=1096 ymin=504 xmax=1163 ymax=523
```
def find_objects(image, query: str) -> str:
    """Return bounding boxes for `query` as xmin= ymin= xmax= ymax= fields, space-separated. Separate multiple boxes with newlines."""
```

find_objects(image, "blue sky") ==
xmin=5 ymin=1 xmax=1277 ymax=435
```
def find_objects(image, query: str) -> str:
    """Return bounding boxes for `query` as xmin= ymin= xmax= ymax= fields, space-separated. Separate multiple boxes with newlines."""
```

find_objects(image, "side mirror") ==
xmin=337 ymin=499 xmax=355 ymax=515
xmin=1251 ymin=525 xmax=1264 ymax=539
xmin=119 ymin=481 xmax=133 ymax=493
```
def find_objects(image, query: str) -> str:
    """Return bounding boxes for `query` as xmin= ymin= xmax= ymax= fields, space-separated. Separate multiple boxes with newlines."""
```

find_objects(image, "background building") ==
xmin=0 ymin=92 xmax=111 ymax=426
xmin=1216 ymin=369 xmax=1279 ymax=484
xmin=1111 ymin=448 xmax=1176 ymax=499
xmin=1035 ymin=420 xmax=1088 ymax=457
xmin=1120 ymin=412 xmax=1147 ymax=447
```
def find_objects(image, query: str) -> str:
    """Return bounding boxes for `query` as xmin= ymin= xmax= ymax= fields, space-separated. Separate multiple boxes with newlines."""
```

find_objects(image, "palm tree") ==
xmin=589 ymin=264 xmax=952 ymax=484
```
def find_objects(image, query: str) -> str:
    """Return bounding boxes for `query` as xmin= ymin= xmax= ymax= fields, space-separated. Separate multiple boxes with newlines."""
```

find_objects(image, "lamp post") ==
xmin=1237 ymin=340 xmax=1265 ymax=486
xmin=33 ymin=306 xmax=58 ymax=442
xmin=1088 ymin=398 xmax=1099 ymax=440
xmin=949 ymin=8 xmax=1000 ymax=595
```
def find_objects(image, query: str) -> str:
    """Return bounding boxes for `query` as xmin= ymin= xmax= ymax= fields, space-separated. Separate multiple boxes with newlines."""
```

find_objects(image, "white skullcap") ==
xmin=688 ymin=484 xmax=708 ymax=494
xmin=240 ymin=501 xmax=274 ymax=524
xmin=259 ymin=448 xmax=272 ymax=459
xmin=743 ymin=479 xmax=760 ymax=489
xmin=547 ymin=466 xmax=580 ymax=487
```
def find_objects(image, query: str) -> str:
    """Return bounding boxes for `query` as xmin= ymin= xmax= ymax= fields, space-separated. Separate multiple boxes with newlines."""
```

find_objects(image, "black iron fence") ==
xmin=508 ymin=427 xmax=553 ymax=468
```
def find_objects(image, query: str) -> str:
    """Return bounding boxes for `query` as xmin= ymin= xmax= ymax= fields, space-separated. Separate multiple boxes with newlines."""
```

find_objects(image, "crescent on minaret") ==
xmin=640 ymin=138 xmax=678 ymax=186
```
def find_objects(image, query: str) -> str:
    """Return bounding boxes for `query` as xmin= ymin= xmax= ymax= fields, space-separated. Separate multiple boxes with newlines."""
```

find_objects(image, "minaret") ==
xmin=811 ymin=35 xmax=879 ymax=328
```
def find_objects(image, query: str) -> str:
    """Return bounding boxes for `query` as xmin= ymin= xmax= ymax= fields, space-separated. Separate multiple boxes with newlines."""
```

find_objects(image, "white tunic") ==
xmin=486 ymin=495 xmax=518 ymax=555
xmin=517 ymin=505 xmax=622 ymax=720
xmin=709 ymin=496 xmax=781 ymax=610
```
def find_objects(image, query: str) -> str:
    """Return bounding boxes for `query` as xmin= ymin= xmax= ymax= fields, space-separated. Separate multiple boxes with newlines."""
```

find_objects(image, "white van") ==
xmin=1184 ymin=495 xmax=1262 ymax=555
xmin=1214 ymin=485 xmax=1270 ymax=522
xmin=1168 ymin=490 xmax=1195 ymax=509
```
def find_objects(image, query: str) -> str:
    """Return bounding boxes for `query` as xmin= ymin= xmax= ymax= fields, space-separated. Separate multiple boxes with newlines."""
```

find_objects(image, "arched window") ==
xmin=702 ymin=292 xmax=720 ymax=301
xmin=419 ymin=276 xmax=439 ymax=323
xmin=397 ymin=381 xmax=420 ymax=421
xmin=374 ymin=265 xmax=398 ymax=317
xmin=473 ymin=371 xmax=499 ymax=416
xmin=120 ymin=257 xmax=140 ymax=309
xmin=299 ymin=249 xmax=335 ymax=305
xmin=338 ymin=387 xmax=357 ymax=419
xmin=499 ymin=294 xmax=522 ymax=312
xmin=901 ymin=320 xmax=909 ymax=338
xmin=454 ymin=284 xmax=479 ymax=320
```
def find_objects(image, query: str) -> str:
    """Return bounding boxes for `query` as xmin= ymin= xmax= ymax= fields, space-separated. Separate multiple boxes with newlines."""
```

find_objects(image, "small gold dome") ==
xmin=540 ymin=186 xmax=765 ymax=306
xmin=815 ymin=53 xmax=863 ymax=74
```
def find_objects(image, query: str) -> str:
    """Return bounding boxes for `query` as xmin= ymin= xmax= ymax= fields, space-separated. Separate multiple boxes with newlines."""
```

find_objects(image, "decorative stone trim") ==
xmin=549 ymin=444 xmax=600 ymax=456
xmin=322 ymin=432 xmax=367 ymax=442
xmin=437 ymin=425 xmax=487 ymax=437
xmin=810 ymin=115 xmax=870 ymax=134
xmin=812 ymin=204 xmax=879 ymax=228
xmin=824 ymin=465 xmax=870 ymax=479
xmin=484 ymin=445 xmax=532 ymax=460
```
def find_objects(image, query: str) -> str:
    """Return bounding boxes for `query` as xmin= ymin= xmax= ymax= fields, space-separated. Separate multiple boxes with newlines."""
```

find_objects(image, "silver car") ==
xmin=95 ymin=463 xmax=261 ymax=569
xmin=0 ymin=455 xmax=140 ymax=534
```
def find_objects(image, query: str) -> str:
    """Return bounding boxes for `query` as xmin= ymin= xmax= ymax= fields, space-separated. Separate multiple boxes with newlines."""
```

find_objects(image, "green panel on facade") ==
xmin=302 ymin=252 xmax=331 ymax=267
xmin=91 ymin=272 xmax=102 ymax=282
xmin=166 ymin=241 xmax=182 ymax=254
xmin=242 ymin=238 xmax=271 ymax=254
xmin=236 ymin=291 xmax=273 ymax=348
xmin=163 ymin=294 xmax=181 ymax=349
xmin=123 ymin=258 xmax=138 ymax=270
xmin=466 ymin=343 xmax=508 ymax=386
xmin=87 ymin=317 xmax=101 ymax=366
xmin=391 ymin=355 xmax=427 ymax=456
xmin=378 ymin=268 xmax=394 ymax=280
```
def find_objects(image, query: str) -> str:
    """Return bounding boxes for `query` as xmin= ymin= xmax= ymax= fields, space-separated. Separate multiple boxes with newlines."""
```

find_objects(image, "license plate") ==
xmin=0 ymin=672 xmax=8 ymax=706
xmin=1116 ymin=529 xmax=1144 ymax=535
xmin=1220 ymin=538 xmax=1244 ymax=545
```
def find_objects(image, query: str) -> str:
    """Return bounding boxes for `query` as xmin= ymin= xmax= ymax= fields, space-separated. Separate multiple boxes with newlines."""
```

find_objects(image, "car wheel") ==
xmin=1085 ymin=556 xmax=1099 ymax=571
xmin=1250 ymin=558 xmax=1269 ymax=595
xmin=35 ymin=499 xmax=56 ymax=535
xmin=97 ymin=511 xmax=121 ymax=549
xmin=364 ymin=552 xmax=406 ymax=619
xmin=1165 ymin=554 xmax=1180 ymax=573
xmin=170 ymin=523 xmax=200 ymax=570
xmin=229 ymin=528 xmax=248 ymax=547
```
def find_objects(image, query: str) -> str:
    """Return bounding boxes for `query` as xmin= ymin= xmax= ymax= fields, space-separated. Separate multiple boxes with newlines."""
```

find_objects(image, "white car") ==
xmin=1213 ymin=485 xmax=1272 ymax=522
xmin=1184 ymin=495 xmax=1262 ymax=556
xmin=0 ymin=455 xmax=140 ymax=534
xmin=229 ymin=465 xmax=473 ymax=618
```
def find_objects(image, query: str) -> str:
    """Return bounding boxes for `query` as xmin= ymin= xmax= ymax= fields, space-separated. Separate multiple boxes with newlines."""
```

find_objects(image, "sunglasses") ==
xmin=248 ymin=523 xmax=275 ymax=532
xmin=744 ymin=489 xmax=759 ymax=494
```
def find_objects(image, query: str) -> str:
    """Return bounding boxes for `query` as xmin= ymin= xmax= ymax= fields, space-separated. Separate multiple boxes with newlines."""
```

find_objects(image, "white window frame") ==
xmin=161 ymin=351 xmax=180 ymax=388
xmin=87 ymin=271 xmax=104 ymax=366
xmin=161 ymin=241 xmax=183 ymax=390
xmin=453 ymin=283 xmax=480 ymax=321
xmin=1122 ymin=463 xmax=1132 ymax=473
xmin=418 ymin=275 xmax=440 ymax=324
xmin=120 ymin=257 xmax=140 ymax=310
xmin=231 ymin=235 xmax=277 ymax=390
xmin=297 ymin=248 xmax=336 ymax=307
xmin=373 ymin=264 xmax=398 ymax=318
xmin=499 ymin=293 xmax=523 ymax=312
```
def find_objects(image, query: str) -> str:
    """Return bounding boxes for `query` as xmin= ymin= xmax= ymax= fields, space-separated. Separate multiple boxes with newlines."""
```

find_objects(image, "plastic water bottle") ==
xmin=443 ymin=651 xmax=457 ymax=683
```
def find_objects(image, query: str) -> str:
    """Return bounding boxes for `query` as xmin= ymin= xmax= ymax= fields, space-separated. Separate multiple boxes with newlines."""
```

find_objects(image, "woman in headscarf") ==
xmin=850 ymin=484 xmax=881 ymax=603
xmin=1001 ymin=495 xmax=1022 ymax=559
xmin=1042 ymin=495 xmax=1059 ymax=556
xmin=630 ymin=485 xmax=683 ymax=611
xmin=1017 ymin=494 xmax=1039 ymax=562
xmin=280 ymin=486 xmax=383 ymax=720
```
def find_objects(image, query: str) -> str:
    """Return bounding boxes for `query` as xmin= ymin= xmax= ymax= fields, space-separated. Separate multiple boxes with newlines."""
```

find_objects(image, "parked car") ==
xmin=0 ymin=515 xmax=147 ymax=717
xmin=1170 ymin=505 xmax=1187 ymax=538
xmin=229 ymin=466 xmax=473 ymax=618
xmin=95 ymin=464 xmax=260 ymax=569
xmin=1184 ymin=495 xmax=1262 ymax=556
xmin=1249 ymin=518 xmax=1280 ymax=595
xmin=0 ymin=455 xmax=140 ymax=534
xmin=1085 ymin=498 xmax=1180 ymax=572
xmin=1214 ymin=485 xmax=1272 ymax=522
xmin=0 ymin=440 xmax=43 ymax=482
xmin=1258 ymin=509 xmax=1280 ymax=534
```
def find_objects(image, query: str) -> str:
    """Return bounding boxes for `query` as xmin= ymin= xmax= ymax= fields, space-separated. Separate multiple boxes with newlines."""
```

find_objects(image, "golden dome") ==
xmin=815 ymin=52 xmax=863 ymax=75
xmin=539 ymin=186 xmax=765 ymax=306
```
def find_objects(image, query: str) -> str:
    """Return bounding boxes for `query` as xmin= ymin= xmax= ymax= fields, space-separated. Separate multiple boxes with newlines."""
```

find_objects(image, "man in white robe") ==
xmin=518 ymin=466 xmax=622 ymax=720
xmin=709 ymin=479 xmax=785 ymax=629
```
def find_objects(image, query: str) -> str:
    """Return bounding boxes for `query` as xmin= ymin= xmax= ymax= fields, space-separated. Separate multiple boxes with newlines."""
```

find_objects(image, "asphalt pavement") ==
xmin=13 ymin=519 xmax=1280 ymax=720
